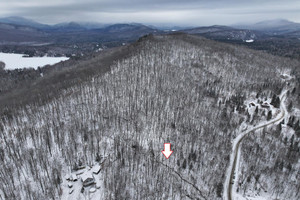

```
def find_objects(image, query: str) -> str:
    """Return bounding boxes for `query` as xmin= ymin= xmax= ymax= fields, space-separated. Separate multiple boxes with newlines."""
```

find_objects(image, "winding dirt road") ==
xmin=224 ymin=89 xmax=288 ymax=200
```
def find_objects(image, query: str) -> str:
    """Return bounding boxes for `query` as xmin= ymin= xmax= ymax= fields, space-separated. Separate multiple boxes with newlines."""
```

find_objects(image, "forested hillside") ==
xmin=0 ymin=34 xmax=299 ymax=199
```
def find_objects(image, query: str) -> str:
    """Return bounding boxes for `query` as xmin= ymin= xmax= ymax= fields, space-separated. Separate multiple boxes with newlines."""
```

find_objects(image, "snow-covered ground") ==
xmin=234 ymin=193 xmax=270 ymax=200
xmin=0 ymin=52 xmax=69 ymax=70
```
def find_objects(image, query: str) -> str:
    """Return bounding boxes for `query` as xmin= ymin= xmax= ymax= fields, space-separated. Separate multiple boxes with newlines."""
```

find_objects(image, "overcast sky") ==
xmin=0 ymin=0 xmax=299 ymax=26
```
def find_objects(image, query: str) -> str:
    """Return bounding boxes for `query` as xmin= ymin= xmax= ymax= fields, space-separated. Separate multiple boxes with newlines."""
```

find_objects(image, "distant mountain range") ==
xmin=0 ymin=16 xmax=50 ymax=29
xmin=0 ymin=17 xmax=160 ymax=44
xmin=0 ymin=16 xmax=299 ymax=59
xmin=1 ymin=16 xmax=298 ymax=32
xmin=182 ymin=25 xmax=265 ymax=41
xmin=234 ymin=19 xmax=300 ymax=35
xmin=0 ymin=16 xmax=108 ymax=30
xmin=180 ymin=20 xmax=300 ymax=59
xmin=1 ymin=16 xmax=300 ymax=37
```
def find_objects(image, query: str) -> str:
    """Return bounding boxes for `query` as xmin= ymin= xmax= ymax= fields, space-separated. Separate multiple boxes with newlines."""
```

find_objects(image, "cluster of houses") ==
xmin=66 ymin=164 xmax=101 ymax=194
xmin=249 ymin=101 xmax=270 ymax=109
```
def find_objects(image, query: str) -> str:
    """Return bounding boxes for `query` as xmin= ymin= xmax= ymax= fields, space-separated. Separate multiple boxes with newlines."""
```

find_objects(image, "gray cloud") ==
xmin=0 ymin=0 xmax=299 ymax=25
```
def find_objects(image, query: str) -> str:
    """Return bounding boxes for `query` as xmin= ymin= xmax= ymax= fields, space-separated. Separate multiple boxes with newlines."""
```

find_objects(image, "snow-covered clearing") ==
xmin=61 ymin=164 xmax=104 ymax=200
xmin=0 ymin=52 xmax=69 ymax=70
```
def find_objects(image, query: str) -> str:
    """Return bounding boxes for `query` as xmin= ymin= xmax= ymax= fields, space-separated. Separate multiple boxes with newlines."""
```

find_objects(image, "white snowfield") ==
xmin=0 ymin=52 xmax=69 ymax=70
xmin=224 ymin=88 xmax=289 ymax=200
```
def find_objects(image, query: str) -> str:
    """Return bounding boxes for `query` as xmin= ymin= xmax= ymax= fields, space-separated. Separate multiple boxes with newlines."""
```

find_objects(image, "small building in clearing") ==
xmin=92 ymin=165 xmax=101 ymax=175
xmin=81 ymin=172 xmax=95 ymax=187
xmin=261 ymin=102 xmax=270 ymax=108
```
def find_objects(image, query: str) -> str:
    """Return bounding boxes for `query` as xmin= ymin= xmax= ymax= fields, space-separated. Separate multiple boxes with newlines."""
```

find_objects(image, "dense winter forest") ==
xmin=0 ymin=34 xmax=299 ymax=199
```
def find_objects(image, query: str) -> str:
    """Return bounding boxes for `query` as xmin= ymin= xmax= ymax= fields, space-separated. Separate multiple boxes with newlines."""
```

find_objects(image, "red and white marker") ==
xmin=162 ymin=143 xmax=173 ymax=159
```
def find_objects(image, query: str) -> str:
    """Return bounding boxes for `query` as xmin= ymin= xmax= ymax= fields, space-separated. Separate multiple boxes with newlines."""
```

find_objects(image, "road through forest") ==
xmin=224 ymin=89 xmax=288 ymax=200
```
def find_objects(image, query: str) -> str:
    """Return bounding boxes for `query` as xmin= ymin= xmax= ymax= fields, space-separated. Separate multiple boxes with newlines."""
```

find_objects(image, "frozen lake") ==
xmin=0 ymin=52 xmax=69 ymax=70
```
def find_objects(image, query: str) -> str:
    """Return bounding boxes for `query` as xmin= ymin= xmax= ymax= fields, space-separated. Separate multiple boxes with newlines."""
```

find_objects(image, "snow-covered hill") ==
xmin=0 ymin=34 xmax=299 ymax=199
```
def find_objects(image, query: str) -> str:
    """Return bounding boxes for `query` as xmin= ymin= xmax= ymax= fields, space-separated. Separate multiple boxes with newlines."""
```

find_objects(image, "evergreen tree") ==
xmin=270 ymin=94 xmax=280 ymax=108
xmin=267 ymin=111 xmax=272 ymax=120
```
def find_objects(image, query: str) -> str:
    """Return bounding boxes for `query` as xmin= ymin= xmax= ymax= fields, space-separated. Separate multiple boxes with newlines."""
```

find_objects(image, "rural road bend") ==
xmin=224 ymin=89 xmax=288 ymax=200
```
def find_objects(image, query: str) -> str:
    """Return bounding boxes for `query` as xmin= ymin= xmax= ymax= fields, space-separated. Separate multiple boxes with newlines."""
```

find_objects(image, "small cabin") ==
xmin=92 ymin=165 xmax=101 ymax=175
xmin=261 ymin=102 xmax=270 ymax=108
xmin=81 ymin=173 xmax=95 ymax=187
xmin=66 ymin=174 xmax=78 ymax=182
